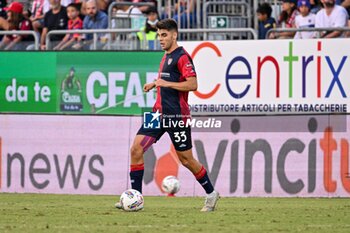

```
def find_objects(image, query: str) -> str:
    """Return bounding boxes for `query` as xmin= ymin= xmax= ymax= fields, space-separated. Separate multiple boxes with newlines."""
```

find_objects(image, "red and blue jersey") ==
xmin=153 ymin=46 xmax=196 ymax=117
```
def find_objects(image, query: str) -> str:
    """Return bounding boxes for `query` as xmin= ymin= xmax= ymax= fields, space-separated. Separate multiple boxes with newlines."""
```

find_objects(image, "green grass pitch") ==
xmin=0 ymin=193 xmax=349 ymax=233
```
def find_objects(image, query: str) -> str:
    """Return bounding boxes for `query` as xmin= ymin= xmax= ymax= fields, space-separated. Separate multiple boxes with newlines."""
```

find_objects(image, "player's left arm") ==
xmin=155 ymin=76 xmax=197 ymax=91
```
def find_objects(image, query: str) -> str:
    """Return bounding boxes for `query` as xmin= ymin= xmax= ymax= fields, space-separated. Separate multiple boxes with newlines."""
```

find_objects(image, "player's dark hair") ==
xmin=257 ymin=3 xmax=273 ymax=18
xmin=156 ymin=19 xmax=178 ymax=33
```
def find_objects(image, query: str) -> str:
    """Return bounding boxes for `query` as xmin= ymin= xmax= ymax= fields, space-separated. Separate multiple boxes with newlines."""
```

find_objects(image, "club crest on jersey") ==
xmin=168 ymin=58 xmax=173 ymax=65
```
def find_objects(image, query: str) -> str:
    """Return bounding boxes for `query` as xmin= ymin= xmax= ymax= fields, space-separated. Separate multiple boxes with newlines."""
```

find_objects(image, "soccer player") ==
xmin=116 ymin=18 xmax=219 ymax=212
xmin=61 ymin=67 xmax=81 ymax=92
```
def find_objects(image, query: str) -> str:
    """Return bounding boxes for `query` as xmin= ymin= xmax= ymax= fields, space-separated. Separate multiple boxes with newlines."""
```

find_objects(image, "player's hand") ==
xmin=154 ymin=79 xmax=170 ymax=88
xmin=143 ymin=82 xmax=155 ymax=92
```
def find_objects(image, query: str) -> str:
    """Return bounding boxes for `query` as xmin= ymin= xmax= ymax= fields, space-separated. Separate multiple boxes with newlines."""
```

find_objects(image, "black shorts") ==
xmin=137 ymin=124 xmax=192 ymax=151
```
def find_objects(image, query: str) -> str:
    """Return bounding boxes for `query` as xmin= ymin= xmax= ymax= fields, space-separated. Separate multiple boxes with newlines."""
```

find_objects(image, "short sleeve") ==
xmin=177 ymin=55 xmax=196 ymax=79
xmin=333 ymin=8 xmax=348 ymax=27
xmin=43 ymin=12 xmax=49 ymax=28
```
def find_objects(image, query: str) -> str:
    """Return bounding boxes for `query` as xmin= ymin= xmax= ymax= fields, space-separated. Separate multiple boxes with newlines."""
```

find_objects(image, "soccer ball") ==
xmin=120 ymin=189 xmax=144 ymax=211
xmin=162 ymin=176 xmax=180 ymax=194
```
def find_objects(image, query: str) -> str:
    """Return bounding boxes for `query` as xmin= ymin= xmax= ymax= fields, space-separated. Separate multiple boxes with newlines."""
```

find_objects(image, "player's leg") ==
xmin=129 ymin=123 xmax=164 ymax=193
xmin=129 ymin=134 xmax=156 ymax=193
xmin=175 ymin=148 xmax=219 ymax=212
xmin=175 ymin=148 xmax=214 ymax=194
xmin=168 ymin=127 xmax=220 ymax=212
xmin=115 ymin=133 xmax=156 ymax=209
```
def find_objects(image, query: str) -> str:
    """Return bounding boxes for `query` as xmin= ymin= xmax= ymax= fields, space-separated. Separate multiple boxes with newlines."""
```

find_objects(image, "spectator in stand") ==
xmin=341 ymin=0 xmax=350 ymax=11
xmin=62 ymin=1 xmax=85 ymax=17
xmin=0 ymin=2 xmax=33 ymax=50
xmin=44 ymin=0 xmax=74 ymax=12
xmin=0 ymin=0 xmax=6 ymax=18
xmin=315 ymin=0 xmax=348 ymax=38
xmin=81 ymin=0 xmax=110 ymax=14
xmin=115 ymin=0 xmax=143 ymax=17
xmin=173 ymin=0 xmax=196 ymax=28
xmin=110 ymin=0 xmax=143 ymax=46
xmin=137 ymin=6 xmax=158 ymax=49
xmin=310 ymin=0 xmax=322 ymax=13
xmin=341 ymin=0 xmax=350 ymax=36
xmin=342 ymin=0 xmax=350 ymax=13
xmin=83 ymin=0 xmax=108 ymax=34
xmin=96 ymin=0 xmax=110 ymax=13
xmin=256 ymin=2 xmax=276 ymax=39
xmin=113 ymin=0 xmax=143 ymax=32
xmin=0 ymin=0 xmax=6 ymax=40
xmin=110 ymin=4 xmax=118 ymax=28
xmin=40 ymin=0 xmax=68 ymax=50
xmin=54 ymin=3 xmax=82 ymax=50
xmin=32 ymin=0 xmax=73 ymax=35
xmin=294 ymin=0 xmax=316 ymax=38
xmin=30 ymin=0 xmax=46 ymax=37
xmin=80 ymin=0 xmax=108 ymax=49
xmin=0 ymin=0 xmax=7 ymax=29
xmin=132 ymin=0 xmax=157 ymax=13
xmin=270 ymin=0 xmax=298 ymax=39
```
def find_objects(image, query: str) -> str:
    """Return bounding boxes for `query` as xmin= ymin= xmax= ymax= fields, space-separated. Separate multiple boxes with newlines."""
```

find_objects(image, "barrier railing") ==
xmin=266 ymin=27 xmax=350 ymax=39
xmin=46 ymin=28 xmax=258 ymax=50
xmin=0 ymin=30 xmax=40 ymax=50
xmin=8 ymin=27 xmax=349 ymax=51
xmin=46 ymin=28 xmax=147 ymax=50
xmin=107 ymin=1 xmax=154 ymax=29
xmin=180 ymin=28 xmax=258 ymax=40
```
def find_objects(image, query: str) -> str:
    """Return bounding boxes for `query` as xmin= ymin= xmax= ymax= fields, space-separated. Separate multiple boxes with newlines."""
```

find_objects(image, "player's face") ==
xmin=157 ymin=29 xmax=177 ymax=52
